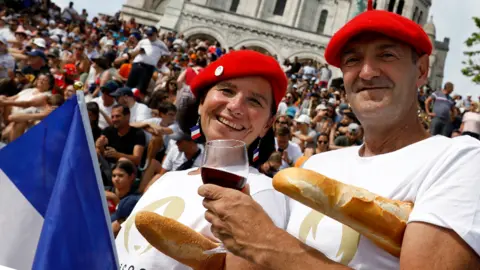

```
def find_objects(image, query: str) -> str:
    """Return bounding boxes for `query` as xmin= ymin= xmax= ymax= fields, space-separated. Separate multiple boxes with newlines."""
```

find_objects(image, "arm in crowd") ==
xmin=7 ymin=110 xmax=51 ymax=123
xmin=328 ymin=123 xmax=344 ymax=150
xmin=424 ymin=95 xmax=435 ymax=117
xmin=0 ymin=95 xmax=48 ymax=108
xmin=108 ymin=145 xmax=144 ymax=166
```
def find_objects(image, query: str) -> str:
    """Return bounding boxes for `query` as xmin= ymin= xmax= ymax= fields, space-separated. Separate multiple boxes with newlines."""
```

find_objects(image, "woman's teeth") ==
xmin=217 ymin=116 xmax=243 ymax=131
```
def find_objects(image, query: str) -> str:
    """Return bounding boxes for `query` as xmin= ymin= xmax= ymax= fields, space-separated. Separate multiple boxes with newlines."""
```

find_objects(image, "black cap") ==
xmin=100 ymin=80 xmax=120 ymax=94
xmin=110 ymin=87 xmax=134 ymax=97
xmin=145 ymin=26 xmax=158 ymax=36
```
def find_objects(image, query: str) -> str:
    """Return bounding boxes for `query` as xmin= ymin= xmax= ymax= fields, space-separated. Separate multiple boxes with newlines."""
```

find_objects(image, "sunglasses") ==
xmin=277 ymin=121 xmax=288 ymax=125
xmin=317 ymin=140 xmax=328 ymax=144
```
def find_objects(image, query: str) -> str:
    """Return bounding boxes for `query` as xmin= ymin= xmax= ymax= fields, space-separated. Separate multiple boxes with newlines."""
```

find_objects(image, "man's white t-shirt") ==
xmin=286 ymin=135 xmax=480 ymax=269
xmin=133 ymin=39 xmax=169 ymax=67
xmin=129 ymin=102 xmax=152 ymax=123
xmin=116 ymin=167 xmax=288 ymax=270
xmin=91 ymin=97 xmax=116 ymax=129
xmin=162 ymin=142 xmax=204 ymax=171
xmin=275 ymin=138 xmax=303 ymax=169
xmin=462 ymin=112 xmax=480 ymax=134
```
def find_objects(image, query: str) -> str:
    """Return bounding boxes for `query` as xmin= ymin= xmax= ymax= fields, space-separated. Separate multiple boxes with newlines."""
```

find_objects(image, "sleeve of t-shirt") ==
xmin=162 ymin=146 xmax=175 ymax=171
xmin=136 ymin=106 xmax=152 ymax=122
xmin=251 ymin=190 xmax=287 ymax=229
xmin=408 ymin=138 xmax=480 ymax=256
xmin=134 ymin=128 xmax=146 ymax=147
xmin=289 ymin=143 xmax=303 ymax=163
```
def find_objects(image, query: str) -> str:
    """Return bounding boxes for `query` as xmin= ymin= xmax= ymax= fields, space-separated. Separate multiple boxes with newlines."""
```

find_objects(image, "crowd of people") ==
xmin=0 ymin=1 xmax=479 ymax=269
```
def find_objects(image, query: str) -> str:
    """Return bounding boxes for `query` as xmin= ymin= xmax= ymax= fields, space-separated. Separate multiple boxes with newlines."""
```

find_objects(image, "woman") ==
xmin=115 ymin=50 xmax=288 ymax=269
xmin=106 ymin=160 xmax=141 ymax=237
xmin=315 ymin=132 xmax=330 ymax=153
xmin=0 ymin=73 xmax=53 ymax=141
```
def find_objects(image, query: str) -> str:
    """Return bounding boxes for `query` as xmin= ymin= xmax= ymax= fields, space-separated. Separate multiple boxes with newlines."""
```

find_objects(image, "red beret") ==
xmin=325 ymin=10 xmax=432 ymax=68
xmin=190 ymin=50 xmax=287 ymax=109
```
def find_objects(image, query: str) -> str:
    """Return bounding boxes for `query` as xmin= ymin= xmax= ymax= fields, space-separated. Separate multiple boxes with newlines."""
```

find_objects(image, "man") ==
xmin=96 ymin=104 xmax=146 ymax=167
xmin=274 ymin=126 xmax=302 ymax=170
xmin=334 ymin=123 xmax=363 ymax=147
xmin=91 ymin=80 xmax=118 ymax=129
xmin=0 ymin=36 xmax=15 ymax=96
xmin=110 ymin=87 xmax=152 ymax=123
xmin=425 ymin=82 xmax=455 ymax=137
xmin=22 ymin=50 xmax=50 ymax=80
xmin=142 ymin=128 xmax=203 ymax=192
xmin=126 ymin=26 xmax=169 ymax=97
xmin=199 ymin=5 xmax=480 ymax=270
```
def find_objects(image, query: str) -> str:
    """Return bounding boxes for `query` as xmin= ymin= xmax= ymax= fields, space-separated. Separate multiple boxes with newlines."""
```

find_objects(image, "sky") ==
xmin=52 ymin=0 xmax=480 ymax=96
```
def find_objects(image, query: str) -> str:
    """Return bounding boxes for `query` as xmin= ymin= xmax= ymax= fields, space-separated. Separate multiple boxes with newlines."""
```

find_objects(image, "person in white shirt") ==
xmin=91 ymin=80 xmax=118 ymax=129
xmin=115 ymin=50 xmax=289 ymax=269
xmin=126 ymin=26 xmax=169 ymax=98
xmin=198 ymin=5 xmax=480 ymax=270
xmin=274 ymin=126 xmax=302 ymax=169
xmin=110 ymin=87 xmax=152 ymax=123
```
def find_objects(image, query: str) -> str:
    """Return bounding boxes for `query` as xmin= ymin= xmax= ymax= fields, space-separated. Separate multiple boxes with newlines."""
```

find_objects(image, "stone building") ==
xmin=120 ymin=0 xmax=448 ymax=87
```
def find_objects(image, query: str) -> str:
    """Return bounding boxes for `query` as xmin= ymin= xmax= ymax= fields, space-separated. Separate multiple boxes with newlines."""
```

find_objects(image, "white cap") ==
xmin=321 ymin=88 xmax=328 ymax=92
xmin=50 ymin=35 xmax=59 ymax=43
xmin=33 ymin=38 xmax=46 ymax=48
xmin=295 ymin=114 xmax=311 ymax=125
xmin=348 ymin=123 xmax=360 ymax=133
xmin=328 ymin=97 xmax=336 ymax=104
xmin=316 ymin=104 xmax=327 ymax=111
xmin=467 ymin=93 xmax=472 ymax=97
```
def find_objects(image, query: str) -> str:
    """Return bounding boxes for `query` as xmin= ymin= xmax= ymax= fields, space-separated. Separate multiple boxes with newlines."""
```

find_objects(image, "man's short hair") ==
xmin=444 ymin=82 xmax=454 ymax=89
xmin=276 ymin=126 xmax=291 ymax=137
xmin=112 ymin=104 xmax=130 ymax=115
xmin=158 ymin=102 xmax=177 ymax=114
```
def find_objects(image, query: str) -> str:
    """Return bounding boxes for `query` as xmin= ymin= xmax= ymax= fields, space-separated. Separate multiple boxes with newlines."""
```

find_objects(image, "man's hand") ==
xmin=198 ymin=184 xmax=277 ymax=260
xmin=105 ymin=146 xmax=118 ymax=159
xmin=428 ymin=112 xmax=436 ymax=117
xmin=281 ymin=151 xmax=291 ymax=166
xmin=95 ymin=135 xmax=108 ymax=149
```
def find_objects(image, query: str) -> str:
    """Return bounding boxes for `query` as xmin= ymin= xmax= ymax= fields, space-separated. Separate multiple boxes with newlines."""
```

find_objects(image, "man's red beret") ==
xmin=325 ymin=10 xmax=433 ymax=68
xmin=190 ymin=50 xmax=287 ymax=109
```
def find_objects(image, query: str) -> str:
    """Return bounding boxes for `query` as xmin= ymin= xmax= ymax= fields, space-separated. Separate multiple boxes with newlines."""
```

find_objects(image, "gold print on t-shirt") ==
xmin=123 ymin=196 xmax=186 ymax=255
xmin=299 ymin=209 xmax=360 ymax=266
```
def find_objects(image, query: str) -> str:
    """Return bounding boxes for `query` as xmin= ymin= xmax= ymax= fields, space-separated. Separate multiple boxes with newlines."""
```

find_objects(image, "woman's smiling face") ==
xmin=198 ymin=76 xmax=274 ymax=146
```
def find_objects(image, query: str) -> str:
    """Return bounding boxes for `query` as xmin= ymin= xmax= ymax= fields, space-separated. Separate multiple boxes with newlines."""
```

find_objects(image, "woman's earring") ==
xmin=253 ymin=138 xmax=261 ymax=162
xmin=190 ymin=118 xmax=201 ymax=140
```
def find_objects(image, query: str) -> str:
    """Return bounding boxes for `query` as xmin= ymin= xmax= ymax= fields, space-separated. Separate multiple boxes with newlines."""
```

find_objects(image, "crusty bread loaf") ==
xmin=273 ymin=168 xmax=413 ymax=257
xmin=135 ymin=211 xmax=225 ymax=270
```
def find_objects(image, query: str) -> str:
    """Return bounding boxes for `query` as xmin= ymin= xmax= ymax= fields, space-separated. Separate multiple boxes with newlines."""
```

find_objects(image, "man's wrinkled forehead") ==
xmin=341 ymin=32 xmax=410 ymax=56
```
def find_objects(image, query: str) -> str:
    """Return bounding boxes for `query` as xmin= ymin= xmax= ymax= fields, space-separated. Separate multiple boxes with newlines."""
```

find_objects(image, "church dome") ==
xmin=423 ymin=16 xmax=436 ymax=37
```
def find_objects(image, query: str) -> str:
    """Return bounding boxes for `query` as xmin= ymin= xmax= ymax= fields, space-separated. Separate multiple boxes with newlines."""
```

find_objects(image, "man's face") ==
xmin=276 ymin=135 xmax=289 ymax=150
xmin=340 ymin=33 xmax=428 ymax=125
xmin=116 ymin=96 xmax=128 ymax=106
xmin=445 ymin=84 xmax=454 ymax=95
xmin=29 ymin=56 xmax=44 ymax=69
xmin=111 ymin=107 xmax=129 ymax=128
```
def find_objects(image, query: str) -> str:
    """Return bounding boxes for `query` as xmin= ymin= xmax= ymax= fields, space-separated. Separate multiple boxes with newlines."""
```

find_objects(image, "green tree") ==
xmin=462 ymin=17 xmax=480 ymax=84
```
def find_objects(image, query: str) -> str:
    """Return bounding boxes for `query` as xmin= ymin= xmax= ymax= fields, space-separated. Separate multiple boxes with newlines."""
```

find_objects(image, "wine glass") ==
xmin=201 ymin=139 xmax=249 ymax=254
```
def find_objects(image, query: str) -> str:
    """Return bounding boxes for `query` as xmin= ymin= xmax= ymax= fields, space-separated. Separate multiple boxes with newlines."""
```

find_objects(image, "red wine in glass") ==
xmin=201 ymin=167 xmax=247 ymax=190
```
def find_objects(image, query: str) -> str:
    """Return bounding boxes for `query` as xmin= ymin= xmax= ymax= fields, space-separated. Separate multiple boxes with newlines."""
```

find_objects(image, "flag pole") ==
xmin=76 ymin=91 xmax=120 ymax=267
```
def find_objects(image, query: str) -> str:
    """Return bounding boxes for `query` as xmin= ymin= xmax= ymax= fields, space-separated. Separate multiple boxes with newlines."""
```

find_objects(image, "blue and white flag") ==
xmin=0 ymin=93 xmax=118 ymax=270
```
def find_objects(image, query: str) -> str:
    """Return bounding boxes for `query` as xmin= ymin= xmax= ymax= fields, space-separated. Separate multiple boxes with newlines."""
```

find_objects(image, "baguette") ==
xmin=272 ymin=167 xmax=413 ymax=257
xmin=135 ymin=211 xmax=225 ymax=270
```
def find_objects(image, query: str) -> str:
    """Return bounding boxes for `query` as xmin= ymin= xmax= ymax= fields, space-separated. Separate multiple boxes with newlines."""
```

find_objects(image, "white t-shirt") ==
xmin=116 ymin=167 xmax=288 ymax=270
xmin=162 ymin=142 xmax=204 ymax=171
xmin=133 ymin=39 xmax=169 ymax=67
xmin=129 ymin=102 xmax=152 ymax=123
xmin=275 ymin=138 xmax=303 ymax=169
xmin=91 ymin=97 xmax=116 ymax=129
xmin=286 ymin=135 xmax=480 ymax=269
xmin=462 ymin=112 xmax=480 ymax=134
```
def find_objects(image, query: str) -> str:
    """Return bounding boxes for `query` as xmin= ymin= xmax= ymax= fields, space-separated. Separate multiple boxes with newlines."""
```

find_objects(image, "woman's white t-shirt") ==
xmin=286 ymin=135 xmax=480 ymax=269
xmin=116 ymin=167 xmax=287 ymax=270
